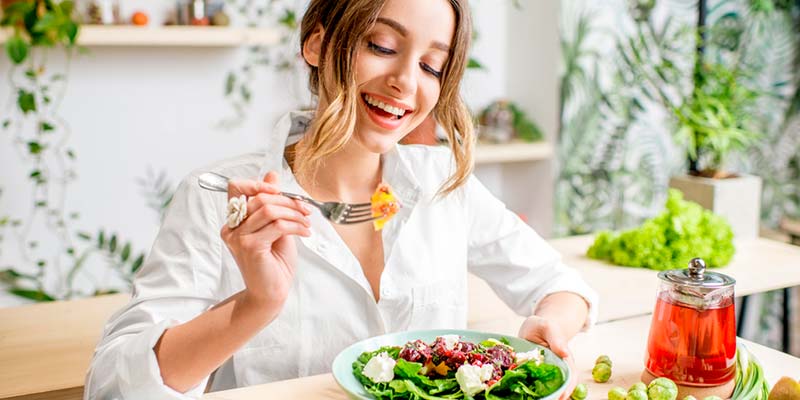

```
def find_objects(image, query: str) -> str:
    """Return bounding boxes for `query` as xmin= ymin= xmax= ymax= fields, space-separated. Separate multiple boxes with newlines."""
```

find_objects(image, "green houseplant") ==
xmin=666 ymin=15 xmax=765 ymax=239
xmin=1 ymin=0 xmax=146 ymax=302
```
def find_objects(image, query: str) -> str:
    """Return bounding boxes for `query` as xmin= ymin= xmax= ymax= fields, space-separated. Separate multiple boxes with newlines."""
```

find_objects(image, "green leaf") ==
xmin=0 ymin=269 xmax=36 ymax=284
xmin=0 ymin=216 xmax=8 ymax=226
xmin=35 ymin=200 xmax=47 ymax=208
xmin=109 ymin=234 xmax=117 ymax=252
xmin=59 ymin=1 xmax=75 ymax=17
xmin=66 ymin=149 xmax=76 ymax=159
xmin=241 ymin=85 xmax=252 ymax=102
xmin=131 ymin=254 xmax=144 ymax=273
xmin=18 ymin=90 xmax=36 ymax=113
xmin=1 ymin=1 xmax=35 ymax=25
xmin=24 ymin=69 xmax=37 ymax=80
xmin=2 ymin=119 xmax=10 ymax=129
xmin=120 ymin=242 xmax=131 ymax=261
xmin=27 ymin=141 xmax=43 ymax=154
xmin=36 ymin=260 xmax=46 ymax=267
xmin=97 ymin=230 xmax=105 ymax=248
xmin=77 ymin=231 xmax=91 ymax=241
xmin=279 ymin=9 xmax=297 ymax=29
xmin=225 ymin=72 xmax=236 ymax=96
xmin=62 ymin=20 xmax=78 ymax=45
xmin=5 ymin=34 xmax=29 ymax=64
xmin=40 ymin=121 xmax=55 ymax=132
xmin=10 ymin=288 xmax=55 ymax=302
xmin=32 ymin=12 xmax=60 ymax=33
xmin=467 ymin=58 xmax=484 ymax=69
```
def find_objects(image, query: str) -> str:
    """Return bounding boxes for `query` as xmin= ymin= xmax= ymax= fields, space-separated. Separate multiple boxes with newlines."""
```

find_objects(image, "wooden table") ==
xmin=202 ymin=315 xmax=800 ymax=399
xmin=3 ymin=236 xmax=799 ymax=399
xmin=467 ymin=235 xmax=800 ymax=326
xmin=0 ymin=293 xmax=129 ymax=400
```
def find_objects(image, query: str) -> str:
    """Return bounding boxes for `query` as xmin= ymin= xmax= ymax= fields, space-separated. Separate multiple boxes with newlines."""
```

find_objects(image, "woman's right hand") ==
xmin=220 ymin=171 xmax=312 ymax=312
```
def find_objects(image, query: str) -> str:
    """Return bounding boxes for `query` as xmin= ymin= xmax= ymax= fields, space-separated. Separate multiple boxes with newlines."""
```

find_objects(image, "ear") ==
xmin=302 ymin=24 xmax=325 ymax=67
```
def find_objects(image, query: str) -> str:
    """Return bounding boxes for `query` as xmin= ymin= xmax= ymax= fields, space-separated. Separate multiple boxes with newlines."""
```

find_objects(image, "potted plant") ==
xmin=667 ymin=59 xmax=763 ymax=239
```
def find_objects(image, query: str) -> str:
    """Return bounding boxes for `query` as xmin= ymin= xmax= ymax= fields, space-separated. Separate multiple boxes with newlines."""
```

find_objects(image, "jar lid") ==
xmin=658 ymin=258 xmax=735 ymax=288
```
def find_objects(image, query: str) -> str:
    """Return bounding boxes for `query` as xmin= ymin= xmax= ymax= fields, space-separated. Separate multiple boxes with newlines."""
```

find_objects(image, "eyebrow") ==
xmin=375 ymin=17 xmax=451 ymax=53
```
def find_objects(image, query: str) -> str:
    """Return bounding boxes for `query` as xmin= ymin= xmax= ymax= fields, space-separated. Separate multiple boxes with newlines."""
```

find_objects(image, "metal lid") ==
xmin=658 ymin=258 xmax=736 ymax=288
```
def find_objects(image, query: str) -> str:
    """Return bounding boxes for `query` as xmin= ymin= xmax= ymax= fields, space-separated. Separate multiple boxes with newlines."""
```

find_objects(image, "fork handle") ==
xmin=198 ymin=173 xmax=316 ymax=206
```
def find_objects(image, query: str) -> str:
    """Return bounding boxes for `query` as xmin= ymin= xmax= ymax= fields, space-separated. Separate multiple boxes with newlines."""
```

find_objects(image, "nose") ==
xmin=386 ymin=55 xmax=417 ymax=97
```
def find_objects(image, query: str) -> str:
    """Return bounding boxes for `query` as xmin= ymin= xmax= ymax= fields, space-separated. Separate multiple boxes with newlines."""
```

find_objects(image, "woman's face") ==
xmin=352 ymin=0 xmax=456 ymax=154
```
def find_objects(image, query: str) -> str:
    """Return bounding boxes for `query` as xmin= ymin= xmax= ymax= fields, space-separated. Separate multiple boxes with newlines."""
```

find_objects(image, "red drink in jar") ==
xmin=645 ymin=293 xmax=736 ymax=386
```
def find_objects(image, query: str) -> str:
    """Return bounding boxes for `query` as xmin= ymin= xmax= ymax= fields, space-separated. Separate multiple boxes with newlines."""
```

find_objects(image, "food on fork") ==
xmin=371 ymin=183 xmax=401 ymax=231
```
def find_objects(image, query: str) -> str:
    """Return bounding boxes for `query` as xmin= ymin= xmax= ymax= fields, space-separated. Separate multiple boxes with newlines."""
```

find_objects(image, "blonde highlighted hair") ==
xmin=297 ymin=0 xmax=474 ymax=196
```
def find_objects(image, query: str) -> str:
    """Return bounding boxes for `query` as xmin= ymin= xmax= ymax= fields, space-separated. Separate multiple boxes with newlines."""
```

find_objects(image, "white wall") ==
xmin=0 ymin=0 xmax=558 ymax=305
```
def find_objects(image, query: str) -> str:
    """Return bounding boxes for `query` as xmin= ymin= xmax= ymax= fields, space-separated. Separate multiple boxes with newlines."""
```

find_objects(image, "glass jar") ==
xmin=644 ymin=258 xmax=737 ymax=387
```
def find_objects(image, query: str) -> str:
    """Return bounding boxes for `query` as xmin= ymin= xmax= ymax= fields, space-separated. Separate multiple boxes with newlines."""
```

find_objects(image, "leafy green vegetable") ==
xmin=732 ymin=345 xmax=769 ymax=400
xmin=485 ymin=361 xmax=564 ymax=399
xmin=353 ymin=345 xmax=564 ymax=399
xmin=587 ymin=189 xmax=735 ymax=270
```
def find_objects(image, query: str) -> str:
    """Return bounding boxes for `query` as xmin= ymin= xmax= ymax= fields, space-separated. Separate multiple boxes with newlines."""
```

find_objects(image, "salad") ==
xmin=352 ymin=335 xmax=565 ymax=400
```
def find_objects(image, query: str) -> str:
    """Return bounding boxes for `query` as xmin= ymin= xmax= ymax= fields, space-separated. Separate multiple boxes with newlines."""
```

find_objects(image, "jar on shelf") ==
xmin=86 ymin=0 xmax=121 ymax=25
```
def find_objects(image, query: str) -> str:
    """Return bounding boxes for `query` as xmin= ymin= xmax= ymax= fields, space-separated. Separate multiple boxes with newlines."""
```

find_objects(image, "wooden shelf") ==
xmin=474 ymin=141 xmax=553 ymax=164
xmin=0 ymin=25 xmax=280 ymax=47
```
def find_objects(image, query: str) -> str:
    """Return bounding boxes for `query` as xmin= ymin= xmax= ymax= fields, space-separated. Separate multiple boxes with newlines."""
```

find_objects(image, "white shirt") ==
xmin=84 ymin=111 xmax=599 ymax=399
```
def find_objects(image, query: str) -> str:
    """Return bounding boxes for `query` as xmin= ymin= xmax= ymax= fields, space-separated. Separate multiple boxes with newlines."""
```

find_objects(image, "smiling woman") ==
xmin=83 ymin=1 xmax=597 ymax=399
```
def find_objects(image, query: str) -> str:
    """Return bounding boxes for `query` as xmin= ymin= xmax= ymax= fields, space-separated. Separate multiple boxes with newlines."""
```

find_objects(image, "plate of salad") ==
xmin=331 ymin=329 xmax=570 ymax=400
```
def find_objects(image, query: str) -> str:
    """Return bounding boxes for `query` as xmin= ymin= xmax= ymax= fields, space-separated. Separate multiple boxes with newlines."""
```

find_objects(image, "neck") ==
xmin=296 ymin=138 xmax=384 ymax=203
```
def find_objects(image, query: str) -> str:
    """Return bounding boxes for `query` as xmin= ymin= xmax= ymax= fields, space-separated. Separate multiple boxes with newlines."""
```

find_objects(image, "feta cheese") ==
xmin=515 ymin=349 xmax=544 ymax=365
xmin=455 ymin=363 xmax=494 ymax=396
xmin=440 ymin=335 xmax=460 ymax=351
xmin=362 ymin=352 xmax=396 ymax=383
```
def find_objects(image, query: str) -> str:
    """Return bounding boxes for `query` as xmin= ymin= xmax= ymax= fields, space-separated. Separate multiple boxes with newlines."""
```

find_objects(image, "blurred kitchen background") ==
xmin=1 ymin=0 xmax=799 ymax=354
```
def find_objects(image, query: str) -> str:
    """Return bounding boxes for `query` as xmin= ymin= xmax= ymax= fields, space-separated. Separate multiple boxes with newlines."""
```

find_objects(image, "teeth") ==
xmin=364 ymin=94 xmax=406 ymax=117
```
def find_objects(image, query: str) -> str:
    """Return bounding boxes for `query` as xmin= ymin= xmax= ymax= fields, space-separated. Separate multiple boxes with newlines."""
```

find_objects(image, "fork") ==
xmin=197 ymin=172 xmax=377 ymax=225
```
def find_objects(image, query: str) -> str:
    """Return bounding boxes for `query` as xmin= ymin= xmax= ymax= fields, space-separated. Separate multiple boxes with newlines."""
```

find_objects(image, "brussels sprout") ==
xmin=592 ymin=362 xmax=612 ymax=383
xmin=595 ymin=354 xmax=612 ymax=367
xmin=570 ymin=383 xmax=588 ymax=400
xmin=629 ymin=382 xmax=647 ymax=393
xmin=702 ymin=397 xmax=722 ymax=400
xmin=647 ymin=377 xmax=678 ymax=400
xmin=608 ymin=387 xmax=628 ymax=400
xmin=626 ymin=389 xmax=648 ymax=400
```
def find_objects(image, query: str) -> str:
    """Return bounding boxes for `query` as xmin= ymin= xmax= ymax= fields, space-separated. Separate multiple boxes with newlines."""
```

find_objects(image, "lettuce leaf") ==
xmin=587 ymin=189 xmax=735 ymax=270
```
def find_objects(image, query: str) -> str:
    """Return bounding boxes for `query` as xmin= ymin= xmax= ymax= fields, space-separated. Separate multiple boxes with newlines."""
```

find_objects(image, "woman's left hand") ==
xmin=518 ymin=315 xmax=578 ymax=400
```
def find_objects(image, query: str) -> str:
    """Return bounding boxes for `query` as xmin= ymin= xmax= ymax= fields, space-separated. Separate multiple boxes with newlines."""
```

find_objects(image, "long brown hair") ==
xmin=297 ymin=0 xmax=474 ymax=196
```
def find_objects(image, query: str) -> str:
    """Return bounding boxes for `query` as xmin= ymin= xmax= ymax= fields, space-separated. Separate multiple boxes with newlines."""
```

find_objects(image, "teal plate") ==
xmin=331 ymin=329 xmax=571 ymax=400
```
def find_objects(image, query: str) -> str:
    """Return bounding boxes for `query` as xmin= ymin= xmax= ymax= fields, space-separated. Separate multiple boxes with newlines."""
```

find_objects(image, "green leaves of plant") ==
xmin=9 ymin=288 xmax=55 ymax=302
xmin=17 ymin=90 xmax=36 ymax=114
xmin=6 ymin=35 xmax=29 ymax=64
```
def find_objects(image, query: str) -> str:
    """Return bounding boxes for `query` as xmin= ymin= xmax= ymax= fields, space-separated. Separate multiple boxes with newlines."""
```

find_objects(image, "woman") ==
xmin=85 ymin=0 xmax=598 ymax=399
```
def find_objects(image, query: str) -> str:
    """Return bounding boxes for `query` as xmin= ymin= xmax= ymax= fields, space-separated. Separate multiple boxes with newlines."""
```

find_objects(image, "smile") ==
xmin=361 ymin=93 xmax=414 ymax=130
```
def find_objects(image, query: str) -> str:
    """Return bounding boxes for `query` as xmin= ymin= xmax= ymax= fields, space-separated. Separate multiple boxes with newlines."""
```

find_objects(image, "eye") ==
xmin=368 ymin=41 xmax=396 ymax=55
xmin=420 ymin=63 xmax=442 ymax=79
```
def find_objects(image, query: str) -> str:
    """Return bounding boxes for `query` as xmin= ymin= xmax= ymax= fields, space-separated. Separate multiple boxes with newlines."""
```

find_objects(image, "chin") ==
xmin=357 ymin=132 xmax=403 ymax=154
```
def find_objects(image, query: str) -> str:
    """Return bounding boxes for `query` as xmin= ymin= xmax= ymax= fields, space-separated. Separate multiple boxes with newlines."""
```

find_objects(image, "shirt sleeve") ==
xmin=84 ymin=172 xmax=224 ymax=399
xmin=463 ymin=175 xmax=599 ymax=331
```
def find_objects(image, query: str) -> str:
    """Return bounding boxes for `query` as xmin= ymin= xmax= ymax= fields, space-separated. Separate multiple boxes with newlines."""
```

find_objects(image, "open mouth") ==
xmin=361 ymin=93 xmax=411 ymax=121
